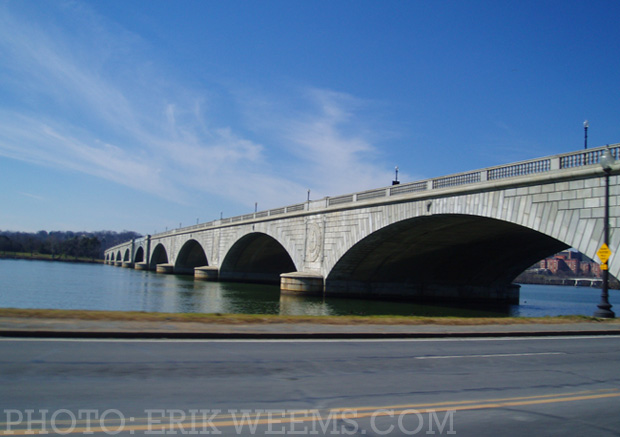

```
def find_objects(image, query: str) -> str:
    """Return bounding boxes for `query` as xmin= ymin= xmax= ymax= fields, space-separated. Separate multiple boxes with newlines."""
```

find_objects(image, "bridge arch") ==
xmin=134 ymin=246 xmax=144 ymax=263
xmin=175 ymin=239 xmax=208 ymax=275
xmin=150 ymin=243 xmax=169 ymax=269
xmin=326 ymin=214 xmax=568 ymax=300
xmin=105 ymin=145 xmax=620 ymax=305
xmin=220 ymin=232 xmax=297 ymax=284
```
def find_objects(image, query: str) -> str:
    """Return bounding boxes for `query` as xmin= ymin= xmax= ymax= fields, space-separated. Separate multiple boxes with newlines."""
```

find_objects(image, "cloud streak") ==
xmin=240 ymin=87 xmax=397 ymax=198
xmin=0 ymin=2 xmax=396 ymax=218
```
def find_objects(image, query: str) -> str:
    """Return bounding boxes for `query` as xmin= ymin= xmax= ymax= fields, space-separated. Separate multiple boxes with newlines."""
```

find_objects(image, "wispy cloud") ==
xmin=19 ymin=192 xmax=46 ymax=202
xmin=286 ymin=88 xmax=390 ymax=191
xmin=0 ymin=2 xmax=396 ymax=215
xmin=239 ymin=87 xmax=397 ymax=198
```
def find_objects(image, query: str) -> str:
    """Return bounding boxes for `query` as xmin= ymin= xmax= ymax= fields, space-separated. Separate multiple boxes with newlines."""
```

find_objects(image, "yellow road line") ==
xmin=329 ymin=387 xmax=620 ymax=413
xmin=2 ymin=389 xmax=619 ymax=435
xmin=5 ymin=387 xmax=611 ymax=427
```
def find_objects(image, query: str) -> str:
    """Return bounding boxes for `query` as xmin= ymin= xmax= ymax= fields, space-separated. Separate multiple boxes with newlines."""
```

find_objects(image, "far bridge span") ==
xmin=105 ymin=144 xmax=620 ymax=304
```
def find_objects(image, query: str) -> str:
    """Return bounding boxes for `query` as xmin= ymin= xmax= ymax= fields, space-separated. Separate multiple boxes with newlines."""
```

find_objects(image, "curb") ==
xmin=2 ymin=329 xmax=620 ymax=340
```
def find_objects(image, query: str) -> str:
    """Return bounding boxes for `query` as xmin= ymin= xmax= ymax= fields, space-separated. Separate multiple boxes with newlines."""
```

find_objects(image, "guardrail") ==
xmin=123 ymin=144 xmax=619 ymax=242
xmin=487 ymin=158 xmax=551 ymax=180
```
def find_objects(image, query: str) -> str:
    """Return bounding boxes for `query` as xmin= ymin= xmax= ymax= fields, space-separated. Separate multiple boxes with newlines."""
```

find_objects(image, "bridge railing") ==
xmin=559 ymin=147 xmax=618 ymax=168
xmin=432 ymin=171 xmax=481 ymax=189
xmin=487 ymin=158 xmax=551 ymax=180
xmin=144 ymin=144 xmax=619 ymax=239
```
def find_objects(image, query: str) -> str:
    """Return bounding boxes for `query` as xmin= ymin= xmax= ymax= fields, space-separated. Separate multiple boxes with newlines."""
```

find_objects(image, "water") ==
xmin=0 ymin=259 xmax=614 ymax=317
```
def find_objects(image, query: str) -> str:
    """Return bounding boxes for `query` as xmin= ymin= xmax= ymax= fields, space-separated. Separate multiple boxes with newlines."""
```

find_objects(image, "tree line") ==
xmin=0 ymin=230 xmax=142 ymax=260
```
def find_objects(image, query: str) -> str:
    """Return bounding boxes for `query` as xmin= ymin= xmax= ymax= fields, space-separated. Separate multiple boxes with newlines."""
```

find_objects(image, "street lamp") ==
xmin=584 ymin=120 xmax=589 ymax=149
xmin=392 ymin=166 xmax=400 ymax=185
xmin=594 ymin=148 xmax=615 ymax=318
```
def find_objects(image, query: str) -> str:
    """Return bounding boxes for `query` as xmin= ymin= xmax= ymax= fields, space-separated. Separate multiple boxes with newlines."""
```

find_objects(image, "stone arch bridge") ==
xmin=105 ymin=145 xmax=620 ymax=304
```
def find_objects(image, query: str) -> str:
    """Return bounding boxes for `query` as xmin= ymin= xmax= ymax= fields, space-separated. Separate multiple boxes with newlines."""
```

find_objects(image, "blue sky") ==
xmin=1 ymin=0 xmax=619 ymax=234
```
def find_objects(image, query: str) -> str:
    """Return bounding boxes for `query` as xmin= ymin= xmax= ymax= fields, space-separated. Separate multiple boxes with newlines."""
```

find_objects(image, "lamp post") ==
xmin=392 ymin=166 xmax=400 ymax=185
xmin=584 ymin=120 xmax=589 ymax=149
xmin=594 ymin=148 xmax=615 ymax=318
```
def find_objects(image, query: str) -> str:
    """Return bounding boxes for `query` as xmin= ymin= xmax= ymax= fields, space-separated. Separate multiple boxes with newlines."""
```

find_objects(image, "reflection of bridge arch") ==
xmin=175 ymin=239 xmax=208 ymax=275
xmin=326 ymin=214 xmax=567 ymax=299
xmin=220 ymin=232 xmax=296 ymax=284
xmin=150 ymin=243 xmax=169 ymax=269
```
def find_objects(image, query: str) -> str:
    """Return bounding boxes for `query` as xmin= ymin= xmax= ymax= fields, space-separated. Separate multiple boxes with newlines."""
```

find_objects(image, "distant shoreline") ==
xmin=517 ymin=272 xmax=619 ymax=289
xmin=0 ymin=253 xmax=103 ymax=264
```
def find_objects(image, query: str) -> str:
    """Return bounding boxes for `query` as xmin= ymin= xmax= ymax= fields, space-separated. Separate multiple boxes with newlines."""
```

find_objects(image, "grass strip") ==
xmin=0 ymin=308 xmax=616 ymax=326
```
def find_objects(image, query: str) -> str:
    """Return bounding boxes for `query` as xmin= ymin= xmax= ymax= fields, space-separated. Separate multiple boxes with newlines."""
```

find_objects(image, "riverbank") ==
xmin=516 ymin=271 xmax=619 ymax=288
xmin=0 ymin=253 xmax=103 ymax=264
xmin=0 ymin=308 xmax=617 ymax=325
xmin=1 ymin=308 xmax=619 ymax=339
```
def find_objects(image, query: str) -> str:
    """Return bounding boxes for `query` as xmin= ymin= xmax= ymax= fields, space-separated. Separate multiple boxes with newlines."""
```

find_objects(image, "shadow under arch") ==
xmin=326 ymin=214 xmax=569 ymax=302
xmin=175 ymin=239 xmax=208 ymax=275
xmin=150 ymin=243 xmax=169 ymax=269
xmin=220 ymin=232 xmax=296 ymax=284
xmin=134 ymin=246 xmax=144 ymax=263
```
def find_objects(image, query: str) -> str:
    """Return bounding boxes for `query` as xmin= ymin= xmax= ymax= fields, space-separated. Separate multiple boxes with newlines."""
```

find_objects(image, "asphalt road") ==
xmin=1 ymin=335 xmax=619 ymax=436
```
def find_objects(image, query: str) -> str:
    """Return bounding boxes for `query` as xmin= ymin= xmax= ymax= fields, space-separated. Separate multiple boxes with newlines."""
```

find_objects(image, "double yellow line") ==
xmin=2 ymin=388 xmax=619 ymax=435
xmin=330 ymin=388 xmax=620 ymax=415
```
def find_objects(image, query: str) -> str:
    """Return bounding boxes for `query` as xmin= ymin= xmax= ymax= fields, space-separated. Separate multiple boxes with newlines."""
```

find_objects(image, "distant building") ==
xmin=539 ymin=251 xmax=601 ymax=277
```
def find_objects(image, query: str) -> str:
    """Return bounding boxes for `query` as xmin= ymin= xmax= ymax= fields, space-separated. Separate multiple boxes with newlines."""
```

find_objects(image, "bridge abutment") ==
xmin=195 ymin=266 xmax=219 ymax=281
xmin=155 ymin=263 xmax=174 ymax=274
xmin=280 ymin=272 xmax=325 ymax=296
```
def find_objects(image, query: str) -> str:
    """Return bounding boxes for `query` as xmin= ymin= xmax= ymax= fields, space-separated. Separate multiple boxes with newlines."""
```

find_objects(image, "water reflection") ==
xmin=0 ymin=260 xmax=614 ymax=317
xmin=307 ymin=295 xmax=512 ymax=317
xmin=280 ymin=294 xmax=333 ymax=316
xmin=132 ymin=273 xmax=228 ymax=314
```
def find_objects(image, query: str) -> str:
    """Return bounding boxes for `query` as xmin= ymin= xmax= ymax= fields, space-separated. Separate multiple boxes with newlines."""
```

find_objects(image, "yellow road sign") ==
xmin=597 ymin=244 xmax=612 ymax=264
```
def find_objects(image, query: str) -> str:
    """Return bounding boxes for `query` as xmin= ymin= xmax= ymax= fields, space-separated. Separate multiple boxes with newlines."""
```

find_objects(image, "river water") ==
xmin=0 ymin=259 xmax=614 ymax=317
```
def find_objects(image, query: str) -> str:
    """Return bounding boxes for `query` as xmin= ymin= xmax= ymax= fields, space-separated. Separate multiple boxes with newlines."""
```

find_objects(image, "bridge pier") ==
xmin=155 ymin=263 xmax=174 ymax=274
xmin=280 ymin=272 xmax=325 ymax=296
xmin=134 ymin=262 xmax=150 ymax=271
xmin=195 ymin=266 xmax=219 ymax=281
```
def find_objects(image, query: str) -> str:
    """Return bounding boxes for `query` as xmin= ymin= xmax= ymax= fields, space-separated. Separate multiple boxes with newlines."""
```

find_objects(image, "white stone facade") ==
xmin=106 ymin=145 xmax=620 ymax=296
